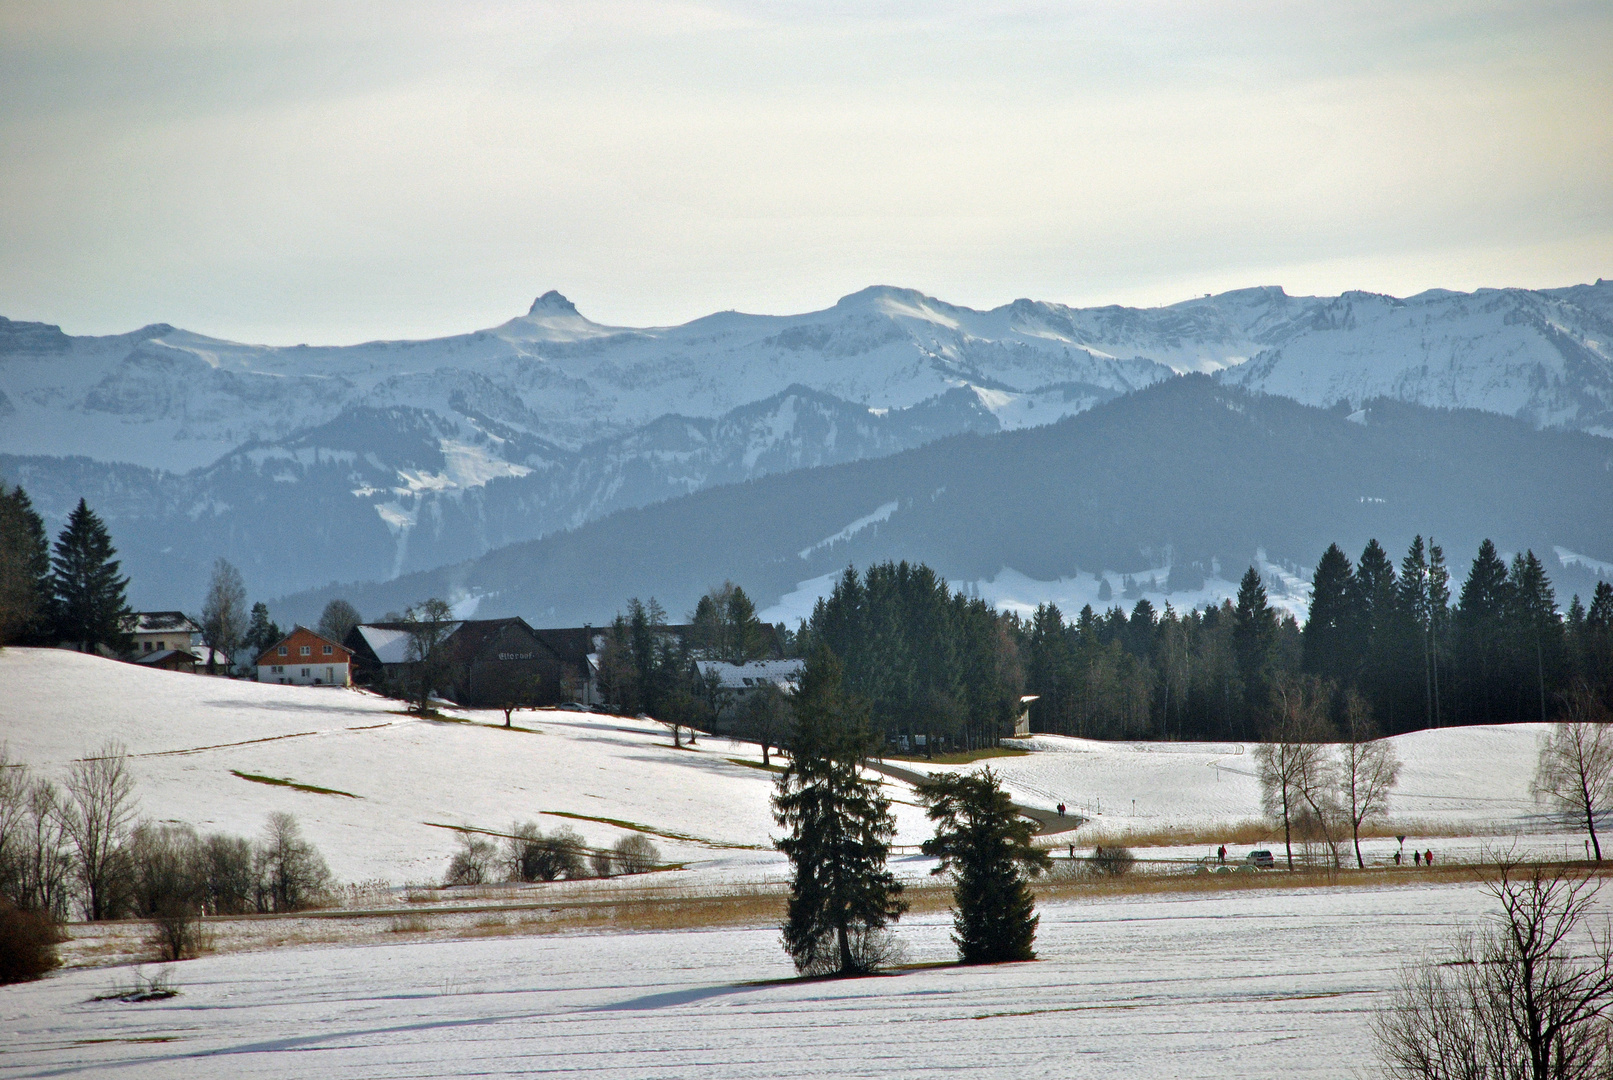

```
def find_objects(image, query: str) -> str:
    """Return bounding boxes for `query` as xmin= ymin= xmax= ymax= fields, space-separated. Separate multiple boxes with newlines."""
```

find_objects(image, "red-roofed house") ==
xmin=256 ymin=626 xmax=353 ymax=687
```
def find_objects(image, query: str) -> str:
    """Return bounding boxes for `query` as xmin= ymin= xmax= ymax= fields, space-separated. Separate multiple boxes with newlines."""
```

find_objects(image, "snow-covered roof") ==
xmin=354 ymin=625 xmax=430 ymax=665
xmin=695 ymin=659 xmax=804 ymax=692
xmin=127 ymin=611 xmax=200 ymax=634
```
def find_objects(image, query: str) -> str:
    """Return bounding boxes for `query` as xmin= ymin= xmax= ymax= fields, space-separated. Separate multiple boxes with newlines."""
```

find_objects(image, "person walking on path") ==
xmin=1217 ymin=845 xmax=1226 ymax=865
xmin=1424 ymin=849 xmax=1433 ymax=867
xmin=1393 ymin=850 xmax=1401 ymax=865
xmin=1414 ymin=850 xmax=1421 ymax=867
xmin=1057 ymin=803 xmax=1065 ymax=818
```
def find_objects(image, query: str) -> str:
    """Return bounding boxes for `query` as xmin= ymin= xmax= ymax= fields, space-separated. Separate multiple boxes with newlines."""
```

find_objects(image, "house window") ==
xmin=300 ymin=645 xmax=311 ymax=656
xmin=143 ymin=642 xmax=153 ymax=651
xmin=322 ymin=644 xmax=333 ymax=655
xmin=301 ymin=668 xmax=310 ymax=677
xmin=326 ymin=667 xmax=334 ymax=681
xmin=278 ymin=646 xmax=288 ymax=656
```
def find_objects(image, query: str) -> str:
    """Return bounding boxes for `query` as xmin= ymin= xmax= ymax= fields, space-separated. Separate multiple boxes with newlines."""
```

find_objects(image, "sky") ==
xmin=1 ymin=0 xmax=1610 ymax=344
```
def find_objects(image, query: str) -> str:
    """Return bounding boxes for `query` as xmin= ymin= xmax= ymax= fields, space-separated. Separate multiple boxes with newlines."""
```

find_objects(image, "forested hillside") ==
xmin=272 ymin=377 xmax=1613 ymax=628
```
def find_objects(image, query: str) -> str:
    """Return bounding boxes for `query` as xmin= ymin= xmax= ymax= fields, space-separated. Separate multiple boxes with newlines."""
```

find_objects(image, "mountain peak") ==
xmin=529 ymin=290 xmax=579 ymax=317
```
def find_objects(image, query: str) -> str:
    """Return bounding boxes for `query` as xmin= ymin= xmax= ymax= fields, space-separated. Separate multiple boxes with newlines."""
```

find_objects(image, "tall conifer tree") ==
xmin=1303 ymin=543 xmax=1356 ymax=685
xmin=0 ymin=483 xmax=51 ymax=645
xmin=1234 ymin=567 xmax=1276 ymax=726
xmin=1456 ymin=539 xmax=1512 ymax=725
xmin=49 ymin=499 xmax=131 ymax=654
xmin=774 ymin=648 xmax=905 ymax=976
xmin=917 ymin=767 xmax=1050 ymax=964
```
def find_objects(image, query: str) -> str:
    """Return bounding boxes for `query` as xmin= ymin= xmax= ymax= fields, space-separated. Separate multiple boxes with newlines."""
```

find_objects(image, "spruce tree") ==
xmin=49 ymin=499 xmax=132 ymax=654
xmin=917 ymin=767 xmax=1050 ymax=964
xmin=243 ymin=602 xmax=284 ymax=658
xmin=1303 ymin=543 xmax=1356 ymax=685
xmin=724 ymin=586 xmax=764 ymax=662
xmin=1233 ymin=567 xmax=1276 ymax=724
xmin=0 ymin=483 xmax=51 ymax=645
xmin=1455 ymin=539 xmax=1511 ymax=725
xmin=774 ymin=648 xmax=906 ymax=976
xmin=1508 ymin=551 xmax=1564 ymax=724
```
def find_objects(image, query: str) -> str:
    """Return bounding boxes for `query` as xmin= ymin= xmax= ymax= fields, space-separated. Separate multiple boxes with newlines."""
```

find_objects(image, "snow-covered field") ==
xmin=0 ymin=646 xmax=1596 ymax=1078
xmin=0 ymin=648 xmax=1567 ymax=887
xmin=963 ymin=725 xmax=1551 ymax=838
xmin=0 ymin=649 xmax=812 ymax=885
xmin=0 ymin=882 xmax=1532 ymax=1079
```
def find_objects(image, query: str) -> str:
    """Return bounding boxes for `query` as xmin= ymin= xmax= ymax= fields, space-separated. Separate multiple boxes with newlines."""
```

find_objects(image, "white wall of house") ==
xmin=256 ymin=662 xmax=351 ymax=687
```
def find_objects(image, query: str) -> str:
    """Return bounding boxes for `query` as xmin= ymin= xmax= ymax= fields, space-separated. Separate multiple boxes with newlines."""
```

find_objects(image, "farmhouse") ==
xmin=125 ymin=611 xmax=201 ymax=658
xmin=694 ymin=658 xmax=804 ymax=716
xmin=529 ymin=626 xmax=606 ymax=706
xmin=256 ymin=626 xmax=353 ymax=686
xmin=345 ymin=617 xmax=568 ymax=708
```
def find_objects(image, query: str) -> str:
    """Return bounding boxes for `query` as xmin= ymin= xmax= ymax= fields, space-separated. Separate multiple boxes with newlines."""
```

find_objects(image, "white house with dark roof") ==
xmin=125 ymin=612 xmax=202 ymax=660
xmin=694 ymin=658 xmax=804 ymax=713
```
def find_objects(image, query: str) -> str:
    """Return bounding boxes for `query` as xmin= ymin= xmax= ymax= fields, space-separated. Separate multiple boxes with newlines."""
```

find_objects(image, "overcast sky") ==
xmin=1 ymin=0 xmax=1609 ymax=344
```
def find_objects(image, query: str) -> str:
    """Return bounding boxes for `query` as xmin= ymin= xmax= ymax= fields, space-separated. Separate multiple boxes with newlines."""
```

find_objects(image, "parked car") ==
xmin=556 ymin=702 xmax=588 ymax=712
xmin=1246 ymin=849 xmax=1275 ymax=869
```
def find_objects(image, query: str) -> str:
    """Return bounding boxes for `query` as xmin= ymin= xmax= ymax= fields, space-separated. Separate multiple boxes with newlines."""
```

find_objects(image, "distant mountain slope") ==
xmin=272 ymin=377 xmax=1613 ymax=628
xmin=1218 ymin=283 xmax=1613 ymax=434
xmin=0 ymin=286 xmax=1174 ymax=472
xmin=0 ymin=384 xmax=1024 ymax=605
xmin=5 ymin=278 xmax=1610 ymax=608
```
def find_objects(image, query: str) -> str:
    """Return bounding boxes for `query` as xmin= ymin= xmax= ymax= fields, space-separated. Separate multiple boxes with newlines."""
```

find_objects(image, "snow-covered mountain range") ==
xmin=1 ymin=280 xmax=1609 ymax=608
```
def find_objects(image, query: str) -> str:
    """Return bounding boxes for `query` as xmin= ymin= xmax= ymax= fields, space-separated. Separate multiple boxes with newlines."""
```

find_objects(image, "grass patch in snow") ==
xmin=540 ymin=810 xmax=766 ymax=850
xmin=726 ymin=757 xmax=786 ymax=774
xmin=230 ymin=771 xmax=359 ymax=798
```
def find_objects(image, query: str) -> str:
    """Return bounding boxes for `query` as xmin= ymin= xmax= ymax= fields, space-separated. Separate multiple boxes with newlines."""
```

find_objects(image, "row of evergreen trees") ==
xmin=801 ymin=563 xmax=1025 ymax=753
xmin=1020 ymin=538 xmax=1613 ymax=741
xmin=0 ymin=488 xmax=133 ymax=653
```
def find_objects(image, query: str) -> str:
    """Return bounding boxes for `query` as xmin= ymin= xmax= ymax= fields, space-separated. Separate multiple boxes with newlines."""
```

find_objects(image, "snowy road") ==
xmin=1 ymin=881 xmax=1516 ymax=1079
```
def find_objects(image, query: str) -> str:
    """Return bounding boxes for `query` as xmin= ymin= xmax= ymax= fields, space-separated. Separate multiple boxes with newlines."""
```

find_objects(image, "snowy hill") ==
xmin=0 ymin=649 xmax=1566 ymax=889
xmin=4 ymin=279 xmax=1610 ymax=608
xmin=0 ymin=648 xmax=799 ymax=884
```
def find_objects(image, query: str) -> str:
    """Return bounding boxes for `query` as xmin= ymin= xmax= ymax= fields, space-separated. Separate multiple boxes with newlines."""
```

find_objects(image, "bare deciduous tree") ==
xmin=61 ymin=741 xmax=137 ymax=921
xmin=1374 ymin=862 xmax=1613 ymax=1080
xmin=1532 ymin=684 xmax=1613 ymax=862
xmin=443 ymin=832 xmax=496 ymax=886
xmin=741 ymin=684 xmax=792 ymax=766
xmin=255 ymin=812 xmax=332 ymax=912
xmin=198 ymin=558 xmax=247 ymax=675
xmin=1338 ymin=690 xmax=1401 ymax=869
xmin=1255 ymin=677 xmax=1334 ymax=870
xmin=611 ymin=834 xmax=660 ymax=875
xmin=401 ymin=598 xmax=455 ymax=714
xmin=316 ymin=599 xmax=361 ymax=645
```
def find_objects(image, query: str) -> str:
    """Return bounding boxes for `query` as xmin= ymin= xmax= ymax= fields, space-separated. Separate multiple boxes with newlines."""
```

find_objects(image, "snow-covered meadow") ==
xmin=0 ymin=648 xmax=1565 ymax=886
xmin=0 ymin=646 xmax=1596 ymax=1078
xmin=3 ymin=882 xmax=1510 ymax=1080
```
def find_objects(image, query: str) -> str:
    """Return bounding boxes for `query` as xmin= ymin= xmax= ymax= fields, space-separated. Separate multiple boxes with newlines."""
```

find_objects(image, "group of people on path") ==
xmin=1394 ymin=847 xmax=1435 ymax=867
xmin=1208 ymin=842 xmax=1436 ymax=867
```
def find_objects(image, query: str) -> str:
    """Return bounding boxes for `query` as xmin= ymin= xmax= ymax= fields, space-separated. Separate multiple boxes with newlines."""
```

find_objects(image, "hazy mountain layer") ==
xmin=270 ymin=377 xmax=1613 ymax=629
xmin=3 ymin=279 xmax=1610 ymax=608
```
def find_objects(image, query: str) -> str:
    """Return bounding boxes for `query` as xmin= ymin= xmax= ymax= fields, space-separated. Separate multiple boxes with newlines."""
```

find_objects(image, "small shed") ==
xmin=135 ymin=648 xmax=198 ymax=674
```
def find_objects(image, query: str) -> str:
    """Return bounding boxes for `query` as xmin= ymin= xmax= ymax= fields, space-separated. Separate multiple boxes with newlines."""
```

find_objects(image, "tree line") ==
xmin=1021 ymin=537 xmax=1613 ymax=742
